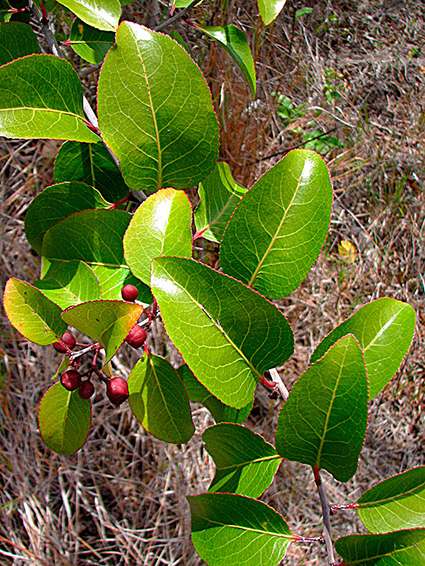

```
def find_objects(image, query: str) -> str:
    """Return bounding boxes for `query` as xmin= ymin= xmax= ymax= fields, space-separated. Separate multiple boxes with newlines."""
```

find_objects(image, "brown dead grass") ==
xmin=1 ymin=0 xmax=425 ymax=564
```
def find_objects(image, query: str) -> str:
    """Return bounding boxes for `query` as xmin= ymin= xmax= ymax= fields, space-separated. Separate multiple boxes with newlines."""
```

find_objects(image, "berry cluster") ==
xmin=54 ymin=285 xmax=156 ymax=406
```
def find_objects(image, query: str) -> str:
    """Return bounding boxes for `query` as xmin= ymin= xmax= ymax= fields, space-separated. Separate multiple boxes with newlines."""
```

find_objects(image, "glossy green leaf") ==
xmin=124 ymin=188 xmax=192 ymax=285
xmin=62 ymin=300 xmax=144 ymax=364
xmin=56 ymin=0 xmax=120 ymax=31
xmin=335 ymin=529 xmax=425 ymax=565
xmin=258 ymin=0 xmax=288 ymax=25
xmin=34 ymin=260 xmax=101 ymax=309
xmin=356 ymin=467 xmax=425 ymax=533
xmin=128 ymin=352 xmax=194 ymax=443
xmin=197 ymin=24 xmax=256 ymax=97
xmin=67 ymin=18 xmax=114 ymax=64
xmin=168 ymin=30 xmax=192 ymax=56
xmin=188 ymin=493 xmax=295 ymax=566
xmin=203 ymin=423 xmax=282 ymax=497
xmin=276 ymin=335 xmax=367 ymax=482
xmin=311 ymin=298 xmax=416 ymax=399
xmin=3 ymin=278 xmax=67 ymax=345
xmin=25 ymin=181 xmax=110 ymax=255
xmin=38 ymin=382 xmax=91 ymax=455
xmin=177 ymin=364 xmax=252 ymax=424
xmin=54 ymin=141 xmax=130 ymax=203
xmin=151 ymin=257 xmax=294 ymax=409
xmin=0 ymin=22 xmax=40 ymax=66
xmin=194 ymin=161 xmax=246 ymax=243
xmin=220 ymin=150 xmax=332 ymax=299
xmin=41 ymin=209 xmax=152 ymax=302
xmin=0 ymin=54 xmax=99 ymax=142
xmin=98 ymin=22 xmax=219 ymax=192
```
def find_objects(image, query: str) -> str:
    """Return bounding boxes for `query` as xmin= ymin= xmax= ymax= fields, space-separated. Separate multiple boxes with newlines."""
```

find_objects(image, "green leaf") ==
xmin=177 ymin=364 xmax=252 ymax=424
xmin=151 ymin=257 xmax=294 ymax=409
xmin=3 ymin=278 xmax=67 ymax=345
xmin=34 ymin=260 xmax=101 ymax=309
xmin=220 ymin=149 xmax=332 ymax=299
xmin=295 ymin=7 xmax=313 ymax=18
xmin=128 ymin=352 xmax=194 ymax=444
xmin=61 ymin=300 xmax=144 ymax=364
xmin=41 ymin=209 xmax=152 ymax=302
xmin=203 ymin=423 xmax=282 ymax=497
xmin=124 ymin=188 xmax=192 ymax=285
xmin=310 ymin=298 xmax=416 ymax=399
xmin=67 ymin=18 xmax=114 ymax=64
xmin=98 ymin=22 xmax=219 ymax=192
xmin=196 ymin=25 xmax=256 ymax=97
xmin=38 ymin=382 xmax=91 ymax=455
xmin=52 ymin=356 xmax=70 ymax=380
xmin=275 ymin=335 xmax=367 ymax=482
xmin=0 ymin=54 xmax=99 ymax=142
xmin=188 ymin=493 xmax=294 ymax=566
xmin=168 ymin=30 xmax=192 ymax=57
xmin=356 ymin=467 xmax=425 ymax=533
xmin=0 ymin=0 xmax=12 ymax=24
xmin=25 ymin=181 xmax=110 ymax=255
xmin=335 ymin=529 xmax=425 ymax=565
xmin=0 ymin=22 xmax=40 ymax=66
xmin=54 ymin=141 xmax=130 ymax=203
xmin=257 ymin=0 xmax=288 ymax=25
xmin=194 ymin=161 xmax=246 ymax=243
xmin=56 ymin=0 xmax=120 ymax=31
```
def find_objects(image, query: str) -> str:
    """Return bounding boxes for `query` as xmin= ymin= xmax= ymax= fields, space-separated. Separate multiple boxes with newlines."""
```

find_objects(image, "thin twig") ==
xmin=154 ymin=0 xmax=204 ymax=31
xmin=313 ymin=468 xmax=337 ymax=566
xmin=78 ymin=62 xmax=102 ymax=79
xmin=252 ymin=128 xmax=337 ymax=164
xmin=269 ymin=368 xmax=289 ymax=401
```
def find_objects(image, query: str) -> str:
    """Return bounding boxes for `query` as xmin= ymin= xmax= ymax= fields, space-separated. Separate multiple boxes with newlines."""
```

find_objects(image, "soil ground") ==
xmin=1 ymin=0 xmax=424 ymax=564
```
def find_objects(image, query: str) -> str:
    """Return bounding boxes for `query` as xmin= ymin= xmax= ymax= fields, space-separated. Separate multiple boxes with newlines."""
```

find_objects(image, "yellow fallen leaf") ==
xmin=338 ymin=240 xmax=356 ymax=263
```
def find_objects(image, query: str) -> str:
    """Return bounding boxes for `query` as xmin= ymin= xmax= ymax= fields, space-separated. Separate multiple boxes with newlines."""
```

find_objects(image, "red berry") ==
xmin=107 ymin=377 xmax=129 ymax=406
xmin=79 ymin=380 xmax=95 ymax=399
xmin=61 ymin=370 xmax=82 ymax=391
xmin=125 ymin=325 xmax=147 ymax=348
xmin=53 ymin=331 xmax=76 ymax=353
xmin=121 ymin=284 xmax=139 ymax=302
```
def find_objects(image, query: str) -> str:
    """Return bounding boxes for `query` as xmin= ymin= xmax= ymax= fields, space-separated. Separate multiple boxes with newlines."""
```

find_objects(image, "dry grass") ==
xmin=1 ymin=0 xmax=425 ymax=564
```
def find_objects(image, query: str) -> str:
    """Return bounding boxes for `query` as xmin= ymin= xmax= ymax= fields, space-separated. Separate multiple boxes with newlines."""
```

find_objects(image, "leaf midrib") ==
xmin=215 ymin=454 xmax=282 ymax=471
xmin=132 ymin=27 xmax=162 ymax=190
xmin=159 ymin=264 xmax=263 ymax=380
xmin=195 ymin=514 xmax=293 ymax=539
xmin=248 ymin=171 xmax=303 ymax=288
xmin=363 ymin=310 xmax=403 ymax=353
xmin=0 ymin=107 xmax=83 ymax=118
xmin=148 ymin=354 xmax=180 ymax=436
xmin=357 ymin=481 xmax=425 ymax=509
xmin=315 ymin=341 xmax=348 ymax=468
